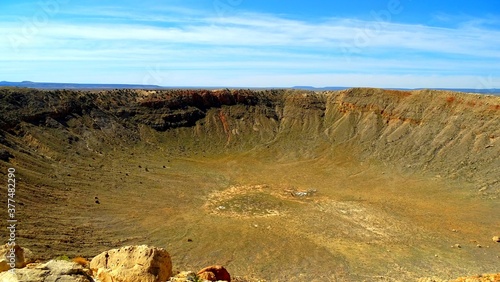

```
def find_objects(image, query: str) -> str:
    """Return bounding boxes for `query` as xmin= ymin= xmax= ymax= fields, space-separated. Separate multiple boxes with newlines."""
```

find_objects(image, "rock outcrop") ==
xmin=0 ymin=244 xmax=497 ymax=281
xmin=0 ymin=88 xmax=498 ymax=187
xmin=1 ymin=88 xmax=499 ymax=280
xmin=90 ymin=245 xmax=172 ymax=282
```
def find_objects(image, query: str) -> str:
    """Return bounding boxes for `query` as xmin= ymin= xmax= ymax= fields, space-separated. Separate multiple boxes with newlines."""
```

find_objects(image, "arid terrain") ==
xmin=0 ymin=87 xmax=499 ymax=281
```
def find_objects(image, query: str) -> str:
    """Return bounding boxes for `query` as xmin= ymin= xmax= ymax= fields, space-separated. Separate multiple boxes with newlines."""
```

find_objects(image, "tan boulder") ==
xmin=493 ymin=236 xmax=500 ymax=243
xmin=0 ymin=244 xmax=34 ymax=272
xmin=197 ymin=265 xmax=231 ymax=282
xmin=90 ymin=245 xmax=172 ymax=282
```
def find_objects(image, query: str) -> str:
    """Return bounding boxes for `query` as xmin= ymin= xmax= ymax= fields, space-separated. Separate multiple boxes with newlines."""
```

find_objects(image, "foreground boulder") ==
xmin=0 ymin=244 xmax=34 ymax=272
xmin=169 ymin=271 xmax=198 ymax=281
xmin=197 ymin=265 xmax=231 ymax=282
xmin=90 ymin=245 xmax=172 ymax=282
xmin=0 ymin=259 xmax=93 ymax=282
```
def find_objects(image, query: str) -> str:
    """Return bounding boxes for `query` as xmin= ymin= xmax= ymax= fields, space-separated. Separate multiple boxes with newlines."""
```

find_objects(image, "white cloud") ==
xmin=0 ymin=8 xmax=499 ymax=87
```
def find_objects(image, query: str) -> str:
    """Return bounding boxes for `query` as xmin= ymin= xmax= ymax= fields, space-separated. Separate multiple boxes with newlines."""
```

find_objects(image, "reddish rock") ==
xmin=197 ymin=265 xmax=231 ymax=282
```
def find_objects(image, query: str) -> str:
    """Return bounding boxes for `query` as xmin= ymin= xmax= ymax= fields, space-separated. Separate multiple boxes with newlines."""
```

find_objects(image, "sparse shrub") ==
xmin=55 ymin=255 xmax=70 ymax=261
xmin=190 ymin=274 xmax=203 ymax=282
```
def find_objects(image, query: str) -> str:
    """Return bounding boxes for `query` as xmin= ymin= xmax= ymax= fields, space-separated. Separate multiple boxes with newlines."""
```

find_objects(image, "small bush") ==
xmin=55 ymin=255 xmax=70 ymax=261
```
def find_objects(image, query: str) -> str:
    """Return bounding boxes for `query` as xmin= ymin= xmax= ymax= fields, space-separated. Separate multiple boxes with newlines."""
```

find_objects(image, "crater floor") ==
xmin=0 ymin=88 xmax=499 ymax=281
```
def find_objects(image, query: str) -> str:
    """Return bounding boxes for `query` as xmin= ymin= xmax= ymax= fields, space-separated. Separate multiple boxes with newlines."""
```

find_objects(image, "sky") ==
xmin=1 ymin=0 xmax=499 ymax=88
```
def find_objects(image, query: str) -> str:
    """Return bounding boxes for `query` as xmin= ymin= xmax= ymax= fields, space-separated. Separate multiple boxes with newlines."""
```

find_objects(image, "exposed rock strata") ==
xmin=0 ymin=88 xmax=498 ymax=188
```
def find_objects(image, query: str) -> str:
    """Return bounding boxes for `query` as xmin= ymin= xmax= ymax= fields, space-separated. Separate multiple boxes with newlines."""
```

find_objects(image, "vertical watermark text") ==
xmin=6 ymin=168 xmax=17 ymax=273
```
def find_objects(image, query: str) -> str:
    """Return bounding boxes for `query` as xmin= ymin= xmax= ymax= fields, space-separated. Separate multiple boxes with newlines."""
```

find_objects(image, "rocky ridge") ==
xmin=0 ymin=88 xmax=499 ymax=280
xmin=0 ymin=87 xmax=498 ymax=191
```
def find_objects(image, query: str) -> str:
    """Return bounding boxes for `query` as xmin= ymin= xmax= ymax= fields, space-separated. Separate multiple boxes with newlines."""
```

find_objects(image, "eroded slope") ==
xmin=0 ymin=87 xmax=499 ymax=281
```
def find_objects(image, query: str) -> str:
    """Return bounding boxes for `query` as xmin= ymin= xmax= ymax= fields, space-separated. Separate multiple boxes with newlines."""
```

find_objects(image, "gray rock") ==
xmin=0 ymin=260 xmax=93 ymax=282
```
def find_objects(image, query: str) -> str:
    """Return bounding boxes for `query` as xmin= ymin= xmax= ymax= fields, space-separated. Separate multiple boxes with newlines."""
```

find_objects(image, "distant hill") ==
xmin=292 ymin=86 xmax=350 ymax=91
xmin=1 ymin=81 xmax=498 ymax=95
xmin=415 ymin=87 xmax=500 ymax=95
xmin=0 ymin=81 xmax=164 ymax=90
xmin=292 ymin=85 xmax=500 ymax=95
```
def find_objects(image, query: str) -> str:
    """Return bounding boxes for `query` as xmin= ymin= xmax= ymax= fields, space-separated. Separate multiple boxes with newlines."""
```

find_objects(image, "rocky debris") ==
xmin=169 ymin=271 xmax=198 ymax=281
xmin=0 ymin=244 xmax=34 ymax=272
xmin=450 ymin=273 xmax=500 ymax=282
xmin=168 ymin=267 xmax=234 ymax=282
xmin=289 ymin=189 xmax=317 ymax=198
xmin=417 ymin=278 xmax=447 ymax=282
xmin=0 ymin=244 xmax=234 ymax=282
xmin=90 ymin=245 xmax=172 ymax=282
xmin=492 ymin=236 xmax=500 ymax=243
xmin=419 ymin=273 xmax=500 ymax=282
xmin=3 ymin=244 xmax=499 ymax=281
xmin=231 ymin=278 xmax=266 ymax=282
xmin=197 ymin=265 xmax=231 ymax=282
xmin=0 ymin=259 xmax=93 ymax=282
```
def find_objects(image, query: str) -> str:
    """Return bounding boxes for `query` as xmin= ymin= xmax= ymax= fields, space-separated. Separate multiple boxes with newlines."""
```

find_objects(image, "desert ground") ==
xmin=0 ymin=87 xmax=498 ymax=281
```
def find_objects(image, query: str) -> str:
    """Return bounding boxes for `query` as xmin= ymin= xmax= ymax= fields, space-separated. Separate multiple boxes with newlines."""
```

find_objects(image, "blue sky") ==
xmin=1 ymin=0 xmax=499 ymax=88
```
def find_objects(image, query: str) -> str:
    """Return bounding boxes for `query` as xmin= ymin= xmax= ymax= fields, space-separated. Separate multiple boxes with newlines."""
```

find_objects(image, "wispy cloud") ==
xmin=1 ymin=6 xmax=499 ymax=87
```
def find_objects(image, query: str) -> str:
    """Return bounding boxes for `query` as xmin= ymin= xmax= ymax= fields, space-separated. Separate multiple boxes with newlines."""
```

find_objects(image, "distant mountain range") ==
xmin=292 ymin=85 xmax=500 ymax=95
xmin=0 ymin=81 xmax=499 ymax=95
xmin=0 ymin=81 xmax=164 ymax=90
